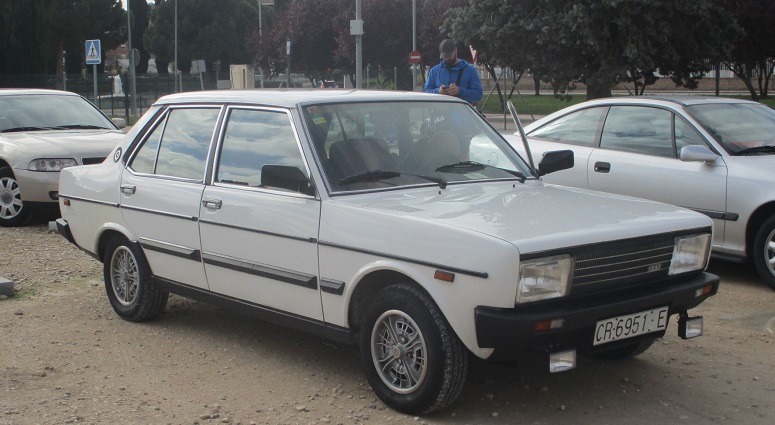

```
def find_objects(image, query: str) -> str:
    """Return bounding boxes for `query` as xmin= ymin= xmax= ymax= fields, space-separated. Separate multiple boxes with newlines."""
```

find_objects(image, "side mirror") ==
xmin=537 ymin=150 xmax=574 ymax=176
xmin=679 ymin=145 xmax=719 ymax=163
xmin=111 ymin=117 xmax=127 ymax=129
xmin=261 ymin=165 xmax=316 ymax=196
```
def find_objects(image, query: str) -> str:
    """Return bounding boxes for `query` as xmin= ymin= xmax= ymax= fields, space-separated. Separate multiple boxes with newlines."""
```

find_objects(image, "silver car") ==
xmin=506 ymin=96 xmax=775 ymax=290
xmin=0 ymin=89 xmax=125 ymax=226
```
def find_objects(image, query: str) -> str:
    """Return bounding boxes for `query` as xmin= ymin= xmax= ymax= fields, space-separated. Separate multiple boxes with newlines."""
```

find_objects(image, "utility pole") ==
xmin=352 ymin=0 xmax=363 ymax=88
xmin=174 ymin=0 xmax=179 ymax=92
xmin=127 ymin=0 xmax=137 ymax=116
xmin=412 ymin=0 xmax=417 ymax=91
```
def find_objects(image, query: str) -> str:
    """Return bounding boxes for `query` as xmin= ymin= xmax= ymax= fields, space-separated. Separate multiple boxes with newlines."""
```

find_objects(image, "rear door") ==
xmin=120 ymin=106 xmax=222 ymax=289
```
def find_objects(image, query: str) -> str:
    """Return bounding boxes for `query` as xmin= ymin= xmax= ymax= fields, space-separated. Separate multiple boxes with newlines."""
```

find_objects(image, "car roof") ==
xmin=587 ymin=95 xmax=758 ymax=107
xmin=153 ymin=89 xmax=460 ymax=108
xmin=0 ymin=88 xmax=82 ymax=97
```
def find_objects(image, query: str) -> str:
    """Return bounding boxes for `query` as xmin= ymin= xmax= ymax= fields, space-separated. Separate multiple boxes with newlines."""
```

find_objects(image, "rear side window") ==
xmin=528 ymin=107 xmax=606 ymax=146
xmin=129 ymin=107 xmax=220 ymax=180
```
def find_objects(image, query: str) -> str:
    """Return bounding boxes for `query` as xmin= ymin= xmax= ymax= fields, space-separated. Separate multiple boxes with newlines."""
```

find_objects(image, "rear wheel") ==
xmin=0 ymin=167 xmax=31 ymax=227
xmin=359 ymin=283 xmax=468 ymax=415
xmin=103 ymin=236 xmax=168 ymax=321
xmin=752 ymin=215 xmax=775 ymax=291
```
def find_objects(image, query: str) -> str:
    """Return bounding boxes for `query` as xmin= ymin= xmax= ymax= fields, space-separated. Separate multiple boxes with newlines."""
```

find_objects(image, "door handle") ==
xmin=120 ymin=185 xmax=136 ymax=194
xmin=594 ymin=162 xmax=611 ymax=173
xmin=202 ymin=198 xmax=222 ymax=209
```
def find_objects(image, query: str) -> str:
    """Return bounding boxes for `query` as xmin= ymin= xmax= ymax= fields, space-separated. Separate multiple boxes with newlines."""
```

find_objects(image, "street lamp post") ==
xmin=174 ymin=0 xmax=178 ymax=92
xmin=127 ymin=0 xmax=137 ymax=116
xmin=412 ymin=0 xmax=417 ymax=91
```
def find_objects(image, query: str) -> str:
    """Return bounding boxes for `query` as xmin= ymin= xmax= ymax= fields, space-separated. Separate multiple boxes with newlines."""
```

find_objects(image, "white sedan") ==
xmin=0 ymin=89 xmax=125 ymax=226
xmin=56 ymin=90 xmax=718 ymax=414
xmin=507 ymin=96 xmax=775 ymax=290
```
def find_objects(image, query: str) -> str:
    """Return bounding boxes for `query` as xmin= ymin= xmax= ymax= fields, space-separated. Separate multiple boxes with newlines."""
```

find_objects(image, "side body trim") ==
xmin=202 ymin=252 xmax=318 ymax=289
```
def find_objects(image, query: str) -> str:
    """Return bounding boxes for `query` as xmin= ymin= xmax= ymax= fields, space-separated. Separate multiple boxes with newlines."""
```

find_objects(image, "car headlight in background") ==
xmin=669 ymin=234 xmax=712 ymax=275
xmin=517 ymin=254 xmax=573 ymax=303
xmin=28 ymin=158 xmax=77 ymax=172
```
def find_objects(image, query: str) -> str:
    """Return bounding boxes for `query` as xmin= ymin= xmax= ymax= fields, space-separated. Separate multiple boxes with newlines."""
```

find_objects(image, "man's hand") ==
xmin=447 ymin=84 xmax=460 ymax=96
xmin=439 ymin=84 xmax=449 ymax=95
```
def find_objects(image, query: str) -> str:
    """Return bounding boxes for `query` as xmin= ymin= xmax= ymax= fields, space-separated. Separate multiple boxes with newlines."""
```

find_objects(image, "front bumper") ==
xmin=14 ymin=169 xmax=60 ymax=202
xmin=475 ymin=271 xmax=719 ymax=360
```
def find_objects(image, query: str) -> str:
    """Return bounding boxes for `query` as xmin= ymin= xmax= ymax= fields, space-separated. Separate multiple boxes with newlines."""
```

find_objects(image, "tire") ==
xmin=359 ymin=283 xmax=468 ymax=415
xmin=752 ymin=215 xmax=775 ymax=291
xmin=593 ymin=340 xmax=654 ymax=360
xmin=103 ymin=236 xmax=168 ymax=322
xmin=0 ymin=166 xmax=31 ymax=227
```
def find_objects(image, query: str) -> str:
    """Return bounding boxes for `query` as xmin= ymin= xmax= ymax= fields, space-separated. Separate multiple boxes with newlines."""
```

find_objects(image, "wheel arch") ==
xmin=0 ymin=158 xmax=10 ymax=170
xmin=347 ymin=269 xmax=428 ymax=338
xmin=745 ymin=201 xmax=775 ymax=258
xmin=95 ymin=225 xmax=139 ymax=264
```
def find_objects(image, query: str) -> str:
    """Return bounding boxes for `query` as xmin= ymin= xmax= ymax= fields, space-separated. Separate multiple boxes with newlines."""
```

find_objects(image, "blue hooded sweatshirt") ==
xmin=424 ymin=58 xmax=483 ymax=104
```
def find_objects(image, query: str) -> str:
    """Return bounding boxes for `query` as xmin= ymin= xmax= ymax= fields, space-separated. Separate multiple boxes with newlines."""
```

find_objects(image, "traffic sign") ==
xmin=408 ymin=50 xmax=421 ymax=64
xmin=85 ymin=39 xmax=101 ymax=65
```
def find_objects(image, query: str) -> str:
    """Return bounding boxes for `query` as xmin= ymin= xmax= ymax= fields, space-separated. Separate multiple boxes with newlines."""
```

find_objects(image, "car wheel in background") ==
xmin=103 ymin=235 xmax=169 ymax=321
xmin=752 ymin=215 xmax=775 ymax=291
xmin=0 ymin=166 xmax=31 ymax=227
xmin=359 ymin=283 xmax=468 ymax=415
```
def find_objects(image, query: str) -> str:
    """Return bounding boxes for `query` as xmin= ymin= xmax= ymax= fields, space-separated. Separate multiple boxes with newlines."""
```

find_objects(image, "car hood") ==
xmin=330 ymin=181 xmax=711 ymax=254
xmin=1 ymin=129 xmax=124 ymax=157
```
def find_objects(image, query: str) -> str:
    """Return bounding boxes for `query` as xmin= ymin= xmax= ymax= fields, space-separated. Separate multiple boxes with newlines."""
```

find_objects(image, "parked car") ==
xmin=56 ymin=90 xmax=718 ymax=414
xmin=505 ymin=96 xmax=775 ymax=290
xmin=0 ymin=89 xmax=125 ymax=226
xmin=319 ymin=80 xmax=338 ymax=88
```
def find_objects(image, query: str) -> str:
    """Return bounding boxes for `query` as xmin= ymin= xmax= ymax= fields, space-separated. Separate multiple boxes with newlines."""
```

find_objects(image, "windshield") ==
xmin=303 ymin=101 xmax=533 ymax=192
xmin=685 ymin=102 xmax=775 ymax=155
xmin=0 ymin=93 xmax=115 ymax=133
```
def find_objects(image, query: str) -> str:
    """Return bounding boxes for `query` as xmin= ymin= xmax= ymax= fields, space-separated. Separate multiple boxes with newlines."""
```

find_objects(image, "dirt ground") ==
xmin=1 ymin=220 xmax=773 ymax=425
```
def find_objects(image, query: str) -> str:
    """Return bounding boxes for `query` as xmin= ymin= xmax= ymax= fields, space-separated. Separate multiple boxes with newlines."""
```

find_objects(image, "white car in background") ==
xmin=56 ymin=90 xmax=718 ymax=414
xmin=507 ymin=96 xmax=775 ymax=290
xmin=0 ymin=89 xmax=125 ymax=226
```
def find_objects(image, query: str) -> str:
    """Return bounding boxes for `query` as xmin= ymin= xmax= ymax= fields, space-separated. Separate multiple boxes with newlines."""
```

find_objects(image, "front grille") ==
xmin=81 ymin=157 xmax=106 ymax=165
xmin=569 ymin=233 xmax=678 ymax=295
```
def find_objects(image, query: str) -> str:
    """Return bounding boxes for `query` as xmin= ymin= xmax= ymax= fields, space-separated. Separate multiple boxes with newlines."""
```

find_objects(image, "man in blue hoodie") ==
xmin=424 ymin=39 xmax=483 ymax=105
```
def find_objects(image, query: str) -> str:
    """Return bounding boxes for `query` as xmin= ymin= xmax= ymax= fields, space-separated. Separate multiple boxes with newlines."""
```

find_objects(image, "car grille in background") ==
xmin=81 ymin=157 xmax=106 ymax=165
xmin=569 ymin=233 xmax=677 ymax=295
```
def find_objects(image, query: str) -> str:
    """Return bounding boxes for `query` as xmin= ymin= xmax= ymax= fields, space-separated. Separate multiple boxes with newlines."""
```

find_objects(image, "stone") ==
xmin=0 ymin=277 xmax=14 ymax=297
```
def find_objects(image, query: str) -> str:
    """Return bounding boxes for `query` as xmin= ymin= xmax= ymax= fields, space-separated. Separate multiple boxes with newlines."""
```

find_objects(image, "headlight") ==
xmin=517 ymin=254 xmax=573 ymax=303
xmin=28 ymin=158 xmax=77 ymax=172
xmin=669 ymin=233 xmax=711 ymax=275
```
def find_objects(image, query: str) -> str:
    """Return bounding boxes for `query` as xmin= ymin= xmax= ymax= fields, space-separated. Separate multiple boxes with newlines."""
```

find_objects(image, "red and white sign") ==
xmin=408 ymin=50 xmax=422 ymax=64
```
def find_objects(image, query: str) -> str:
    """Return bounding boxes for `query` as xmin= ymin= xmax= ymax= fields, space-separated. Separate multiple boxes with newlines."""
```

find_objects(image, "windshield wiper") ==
xmin=733 ymin=145 xmax=775 ymax=156
xmin=435 ymin=161 xmax=527 ymax=182
xmin=339 ymin=170 xmax=401 ymax=185
xmin=52 ymin=124 xmax=109 ymax=130
xmin=0 ymin=126 xmax=56 ymax=133
xmin=339 ymin=169 xmax=448 ymax=189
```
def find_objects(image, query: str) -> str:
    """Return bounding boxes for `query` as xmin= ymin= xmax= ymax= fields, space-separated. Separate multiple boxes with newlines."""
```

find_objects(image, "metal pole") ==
xmin=355 ymin=0 xmax=362 ymax=88
xmin=174 ymin=0 xmax=178 ymax=93
xmin=412 ymin=0 xmax=416 ymax=91
xmin=127 ymin=0 xmax=137 ymax=116
xmin=93 ymin=64 xmax=98 ymax=108
xmin=286 ymin=39 xmax=291 ymax=88
xmin=259 ymin=0 xmax=264 ymax=88
xmin=62 ymin=51 xmax=66 ymax=91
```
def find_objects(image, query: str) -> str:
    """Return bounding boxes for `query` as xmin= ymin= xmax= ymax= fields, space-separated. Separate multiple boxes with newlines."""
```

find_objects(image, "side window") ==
xmin=528 ymin=107 xmax=606 ymax=146
xmin=600 ymin=106 xmax=674 ymax=158
xmin=674 ymin=116 xmax=707 ymax=151
xmin=154 ymin=108 xmax=219 ymax=180
xmin=216 ymin=108 xmax=307 ymax=192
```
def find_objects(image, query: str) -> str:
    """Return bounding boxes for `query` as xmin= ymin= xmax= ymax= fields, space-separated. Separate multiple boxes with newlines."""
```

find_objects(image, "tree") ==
xmin=445 ymin=0 xmax=741 ymax=100
xmin=717 ymin=0 xmax=775 ymax=100
xmin=0 ymin=0 xmax=124 ymax=80
xmin=129 ymin=0 xmax=151 ymax=74
xmin=144 ymin=0 xmax=259 ymax=74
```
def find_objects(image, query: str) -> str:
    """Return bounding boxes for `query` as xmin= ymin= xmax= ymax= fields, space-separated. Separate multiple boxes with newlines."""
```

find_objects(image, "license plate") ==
xmin=593 ymin=306 xmax=669 ymax=346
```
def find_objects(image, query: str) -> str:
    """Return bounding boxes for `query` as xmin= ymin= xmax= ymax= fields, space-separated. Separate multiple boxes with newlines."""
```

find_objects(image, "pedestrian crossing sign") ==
xmin=85 ymin=39 xmax=101 ymax=65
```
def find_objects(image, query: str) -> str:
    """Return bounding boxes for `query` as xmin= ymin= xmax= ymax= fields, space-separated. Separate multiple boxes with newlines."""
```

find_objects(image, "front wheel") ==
xmin=752 ymin=215 xmax=775 ymax=291
xmin=0 ymin=167 xmax=31 ymax=227
xmin=103 ymin=236 xmax=168 ymax=321
xmin=359 ymin=283 xmax=468 ymax=415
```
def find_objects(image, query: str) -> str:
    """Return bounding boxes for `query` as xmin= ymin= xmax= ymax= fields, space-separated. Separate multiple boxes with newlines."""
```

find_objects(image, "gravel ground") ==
xmin=1 ymin=219 xmax=774 ymax=425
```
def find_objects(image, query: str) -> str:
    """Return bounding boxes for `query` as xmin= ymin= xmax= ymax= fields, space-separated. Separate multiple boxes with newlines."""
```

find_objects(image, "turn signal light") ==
xmin=694 ymin=284 xmax=714 ymax=297
xmin=534 ymin=319 xmax=564 ymax=332
xmin=434 ymin=270 xmax=455 ymax=282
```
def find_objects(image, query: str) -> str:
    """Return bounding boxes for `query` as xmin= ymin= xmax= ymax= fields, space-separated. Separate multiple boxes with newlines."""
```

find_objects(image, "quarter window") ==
xmin=216 ymin=109 xmax=307 ymax=190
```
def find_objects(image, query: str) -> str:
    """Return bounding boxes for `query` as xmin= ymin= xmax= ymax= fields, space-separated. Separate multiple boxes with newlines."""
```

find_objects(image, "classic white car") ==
xmin=56 ymin=90 xmax=718 ymax=414
xmin=505 ymin=96 xmax=775 ymax=290
xmin=0 ymin=89 xmax=125 ymax=226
